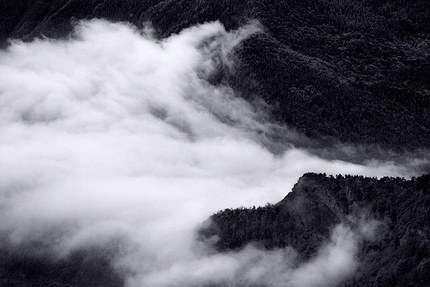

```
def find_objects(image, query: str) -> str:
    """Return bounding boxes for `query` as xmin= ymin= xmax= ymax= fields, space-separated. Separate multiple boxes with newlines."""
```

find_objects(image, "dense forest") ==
xmin=199 ymin=173 xmax=430 ymax=287
xmin=1 ymin=1 xmax=430 ymax=286
xmin=1 ymin=0 xmax=429 ymax=151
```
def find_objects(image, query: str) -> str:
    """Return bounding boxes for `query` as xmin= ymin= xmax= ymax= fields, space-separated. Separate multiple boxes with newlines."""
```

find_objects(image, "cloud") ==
xmin=132 ymin=220 xmax=379 ymax=287
xmin=0 ymin=19 xmax=415 ymax=286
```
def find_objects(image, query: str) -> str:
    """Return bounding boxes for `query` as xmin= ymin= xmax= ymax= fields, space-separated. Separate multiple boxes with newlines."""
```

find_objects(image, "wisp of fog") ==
xmin=0 ymin=20 xmax=413 ymax=286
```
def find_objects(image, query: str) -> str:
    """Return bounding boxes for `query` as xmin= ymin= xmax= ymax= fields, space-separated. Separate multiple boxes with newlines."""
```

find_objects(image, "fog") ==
xmin=0 ymin=20 xmax=414 ymax=286
xmin=133 ymin=220 xmax=382 ymax=287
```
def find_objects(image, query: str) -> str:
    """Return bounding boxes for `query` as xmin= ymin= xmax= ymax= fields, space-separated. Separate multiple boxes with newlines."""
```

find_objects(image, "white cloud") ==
xmin=132 ymin=221 xmax=377 ymax=287
xmin=0 ymin=19 xmax=413 ymax=286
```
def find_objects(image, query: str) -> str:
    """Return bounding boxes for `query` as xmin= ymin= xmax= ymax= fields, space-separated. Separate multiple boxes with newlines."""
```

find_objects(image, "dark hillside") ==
xmin=0 ymin=244 xmax=124 ymax=287
xmin=1 ymin=0 xmax=429 ymax=150
xmin=199 ymin=173 xmax=430 ymax=287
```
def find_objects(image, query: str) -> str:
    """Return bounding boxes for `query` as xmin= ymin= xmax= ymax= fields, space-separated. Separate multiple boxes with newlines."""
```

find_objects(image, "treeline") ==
xmin=199 ymin=173 xmax=430 ymax=287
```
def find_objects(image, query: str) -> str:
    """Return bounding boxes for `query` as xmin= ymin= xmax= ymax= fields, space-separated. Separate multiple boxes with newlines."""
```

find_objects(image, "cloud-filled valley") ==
xmin=0 ymin=20 xmax=424 ymax=286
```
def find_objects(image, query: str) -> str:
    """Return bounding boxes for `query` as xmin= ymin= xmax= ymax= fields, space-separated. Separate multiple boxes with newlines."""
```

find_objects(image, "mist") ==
xmin=0 ymin=19 xmax=416 ymax=286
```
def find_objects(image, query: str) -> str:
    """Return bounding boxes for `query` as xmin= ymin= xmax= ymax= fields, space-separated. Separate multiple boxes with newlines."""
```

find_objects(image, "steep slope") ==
xmin=199 ymin=173 xmax=430 ymax=287
xmin=1 ymin=0 xmax=429 ymax=150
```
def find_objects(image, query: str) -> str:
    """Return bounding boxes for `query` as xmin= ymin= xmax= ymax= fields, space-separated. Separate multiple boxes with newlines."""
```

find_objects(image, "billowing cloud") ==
xmin=0 ymin=19 xmax=415 ymax=286
xmin=132 ymin=220 xmax=381 ymax=287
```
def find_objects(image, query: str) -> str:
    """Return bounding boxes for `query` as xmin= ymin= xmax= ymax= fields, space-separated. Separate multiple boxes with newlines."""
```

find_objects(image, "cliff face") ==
xmin=199 ymin=173 xmax=430 ymax=287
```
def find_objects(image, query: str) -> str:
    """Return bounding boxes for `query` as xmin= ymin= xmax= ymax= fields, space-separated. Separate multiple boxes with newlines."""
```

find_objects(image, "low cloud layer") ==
xmin=135 ymin=221 xmax=379 ymax=287
xmin=0 ymin=20 xmax=415 ymax=286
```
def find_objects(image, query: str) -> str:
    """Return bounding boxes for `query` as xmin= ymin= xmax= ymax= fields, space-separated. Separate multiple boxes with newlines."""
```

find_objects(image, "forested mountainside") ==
xmin=1 ymin=0 xmax=429 ymax=150
xmin=199 ymin=173 xmax=430 ymax=287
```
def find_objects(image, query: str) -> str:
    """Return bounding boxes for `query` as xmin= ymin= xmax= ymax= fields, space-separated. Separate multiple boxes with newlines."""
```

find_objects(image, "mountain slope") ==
xmin=199 ymin=173 xmax=430 ymax=287
xmin=1 ymin=0 xmax=429 ymax=150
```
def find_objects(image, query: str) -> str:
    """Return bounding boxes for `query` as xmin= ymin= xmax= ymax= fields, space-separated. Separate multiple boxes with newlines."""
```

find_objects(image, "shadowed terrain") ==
xmin=1 ymin=0 xmax=429 ymax=150
xmin=1 ymin=1 xmax=429 ymax=286
xmin=200 ymin=173 xmax=430 ymax=287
